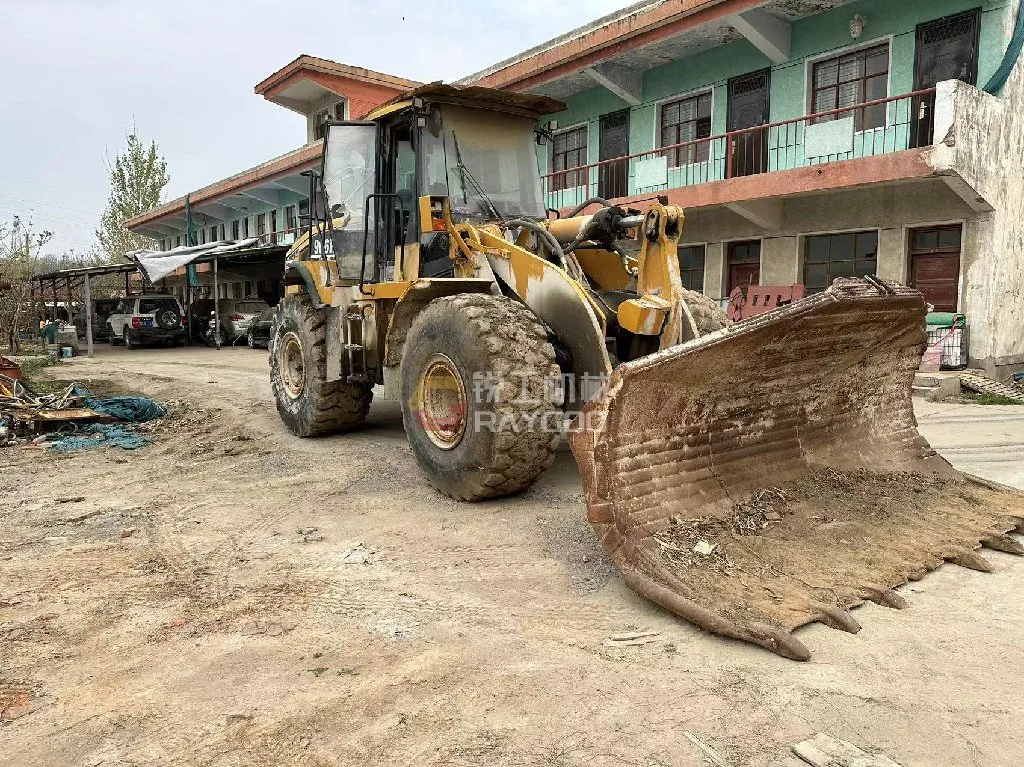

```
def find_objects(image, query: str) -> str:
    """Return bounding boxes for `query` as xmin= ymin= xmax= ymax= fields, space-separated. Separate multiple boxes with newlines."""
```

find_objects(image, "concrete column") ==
xmin=84 ymin=274 xmax=93 ymax=358
xmin=704 ymin=241 xmax=725 ymax=299
xmin=876 ymin=227 xmax=907 ymax=283
xmin=760 ymin=236 xmax=799 ymax=285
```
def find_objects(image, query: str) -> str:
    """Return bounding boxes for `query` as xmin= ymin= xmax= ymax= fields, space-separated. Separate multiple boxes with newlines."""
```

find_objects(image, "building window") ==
xmin=727 ymin=240 xmax=761 ymax=295
xmin=270 ymin=210 xmax=278 ymax=244
xmin=803 ymin=231 xmax=878 ymax=294
xmin=285 ymin=205 xmax=296 ymax=233
xmin=175 ymin=235 xmax=182 ymax=247
xmin=209 ymin=225 xmax=217 ymax=243
xmin=219 ymin=223 xmax=226 ymax=241
xmin=811 ymin=43 xmax=889 ymax=130
xmin=678 ymin=245 xmax=706 ymax=292
xmin=199 ymin=229 xmax=206 ymax=244
xmin=660 ymin=92 xmax=712 ymax=167
xmin=550 ymin=126 xmax=588 ymax=192
xmin=256 ymin=213 xmax=266 ymax=238
xmin=231 ymin=220 xmax=239 ymax=240
xmin=313 ymin=101 xmax=345 ymax=141
xmin=242 ymin=217 xmax=250 ymax=238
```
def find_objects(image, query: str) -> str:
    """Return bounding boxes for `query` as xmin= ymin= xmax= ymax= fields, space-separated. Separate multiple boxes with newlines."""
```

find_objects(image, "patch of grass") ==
xmin=14 ymin=353 xmax=60 ymax=389
xmin=959 ymin=391 xmax=1024 ymax=406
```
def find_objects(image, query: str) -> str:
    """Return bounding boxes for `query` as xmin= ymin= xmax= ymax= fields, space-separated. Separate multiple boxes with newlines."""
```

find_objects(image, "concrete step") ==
xmin=914 ymin=373 xmax=941 ymax=388
xmin=912 ymin=385 xmax=938 ymax=398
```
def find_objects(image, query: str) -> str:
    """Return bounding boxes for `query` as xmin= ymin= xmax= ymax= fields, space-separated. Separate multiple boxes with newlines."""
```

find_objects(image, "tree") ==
xmin=95 ymin=131 xmax=169 ymax=262
xmin=0 ymin=216 xmax=53 ymax=352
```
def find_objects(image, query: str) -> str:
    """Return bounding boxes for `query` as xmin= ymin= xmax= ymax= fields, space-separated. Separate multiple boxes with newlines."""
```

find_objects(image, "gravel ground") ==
xmin=1 ymin=345 xmax=1023 ymax=767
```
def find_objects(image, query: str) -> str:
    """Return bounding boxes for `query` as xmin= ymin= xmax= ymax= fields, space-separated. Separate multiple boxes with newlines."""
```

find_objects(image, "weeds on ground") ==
xmin=953 ymin=391 xmax=1024 ymax=406
xmin=12 ymin=353 xmax=60 ymax=390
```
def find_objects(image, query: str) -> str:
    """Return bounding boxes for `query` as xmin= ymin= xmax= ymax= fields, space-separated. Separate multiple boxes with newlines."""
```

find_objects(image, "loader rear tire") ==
xmin=271 ymin=293 xmax=372 ymax=437
xmin=400 ymin=293 xmax=563 ymax=501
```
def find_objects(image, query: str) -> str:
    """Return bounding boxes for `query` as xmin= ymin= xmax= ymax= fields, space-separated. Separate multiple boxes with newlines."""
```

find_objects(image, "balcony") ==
xmin=542 ymin=89 xmax=938 ymax=210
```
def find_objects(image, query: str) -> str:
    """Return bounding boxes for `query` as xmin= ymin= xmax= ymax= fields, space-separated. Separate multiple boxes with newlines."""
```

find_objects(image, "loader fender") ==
xmin=569 ymin=277 xmax=1024 ymax=660
xmin=384 ymin=279 xmax=498 ymax=368
xmin=486 ymin=249 xmax=611 ymax=411
xmin=283 ymin=260 xmax=327 ymax=309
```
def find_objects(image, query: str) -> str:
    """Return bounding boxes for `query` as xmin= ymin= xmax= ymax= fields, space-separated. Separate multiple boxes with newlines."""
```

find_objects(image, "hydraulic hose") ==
xmin=505 ymin=219 xmax=567 ymax=268
xmin=565 ymin=197 xmax=611 ymax=218
xmin=985 ymin=0 xmax=1024 ymax=94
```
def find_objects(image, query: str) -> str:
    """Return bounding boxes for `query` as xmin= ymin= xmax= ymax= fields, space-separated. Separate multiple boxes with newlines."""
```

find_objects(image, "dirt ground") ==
xmin=2 ymin=346 xmax=1023 ymax=767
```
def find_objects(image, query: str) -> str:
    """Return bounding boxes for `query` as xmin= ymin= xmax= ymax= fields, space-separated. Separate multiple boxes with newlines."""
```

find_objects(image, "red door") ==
xmin=727 ymin=240 xmax=762 ymax=295
xmin=909 ymin=225 xmax=962 ymax=311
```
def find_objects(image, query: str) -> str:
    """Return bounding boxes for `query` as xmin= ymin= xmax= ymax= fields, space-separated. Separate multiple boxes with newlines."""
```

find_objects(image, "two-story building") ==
xmin=127 ymin=0 xmax=1024 ymax=378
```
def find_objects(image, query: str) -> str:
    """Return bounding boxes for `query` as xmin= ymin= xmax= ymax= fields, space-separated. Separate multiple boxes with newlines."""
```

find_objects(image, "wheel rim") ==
xmin=417 ymin=354 xmax=468 ymax=450
xmin=279 ymin=331 xmax=305 ymax=399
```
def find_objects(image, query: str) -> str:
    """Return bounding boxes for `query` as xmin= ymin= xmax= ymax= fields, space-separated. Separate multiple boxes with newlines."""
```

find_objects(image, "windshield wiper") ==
xmin=451 ymin=131 xmax=502 ymax=222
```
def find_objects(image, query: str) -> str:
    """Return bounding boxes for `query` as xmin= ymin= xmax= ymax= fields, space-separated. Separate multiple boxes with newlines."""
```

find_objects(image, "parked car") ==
xmin=246 ymin=306 xmax=277 ymax=349
xmin=91 ymin=299 xmax=121 ymax=342
xmin=222 ymin=298 xmax=271 ymax=343
xmin=107 ymin=294 xmax=187 ymax=349
xmin=189 ymin=297 xmax=271 ymax=346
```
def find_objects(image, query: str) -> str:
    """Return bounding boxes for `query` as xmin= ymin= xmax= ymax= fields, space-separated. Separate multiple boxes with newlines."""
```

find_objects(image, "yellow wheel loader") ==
xmin=271 ymin=83 xmax=1023 ymax=660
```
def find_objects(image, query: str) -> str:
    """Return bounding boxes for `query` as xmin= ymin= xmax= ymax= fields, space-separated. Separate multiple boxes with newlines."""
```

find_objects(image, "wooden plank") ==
xmin=683 ymin=731 xmax=730 ymax=767
xmin=960 ymin=373 xmax=1024 ymax=403
xmin=792 ymin=733 xmax=903 ymax=767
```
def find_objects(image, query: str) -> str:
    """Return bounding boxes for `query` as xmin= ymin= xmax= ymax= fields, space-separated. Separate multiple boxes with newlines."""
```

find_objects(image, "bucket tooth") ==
xmin=981 ymin=534 xmax=1024 ymax=556
xmin=946 ymin=549 xmax=995 ymax=573
xmin=815 ymin=605 xmax=861 ymax=634
xmin=861 ymin=588 xmax=908 ymax=610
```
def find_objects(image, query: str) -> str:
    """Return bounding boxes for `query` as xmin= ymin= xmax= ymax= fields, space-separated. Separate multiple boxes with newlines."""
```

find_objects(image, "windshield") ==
xmin=236 ymin=301 xmax=269 ymax=314
xmin=322 ymin=123 xmax=377 ymax=224
xmin=138 ymin=298 xmax=178 ymax=314
xmin=423 ymin=105 xmax=545 ymax=221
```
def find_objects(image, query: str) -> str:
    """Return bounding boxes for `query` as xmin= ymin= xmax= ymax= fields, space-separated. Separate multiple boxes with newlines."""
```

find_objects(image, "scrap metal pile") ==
xmin=0 ymin=374 xmax=166 ymax=451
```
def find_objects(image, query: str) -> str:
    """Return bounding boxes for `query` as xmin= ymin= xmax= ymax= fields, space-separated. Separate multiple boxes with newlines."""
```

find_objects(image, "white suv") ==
xmin=107 ymin=294 xmax=187 ymax=349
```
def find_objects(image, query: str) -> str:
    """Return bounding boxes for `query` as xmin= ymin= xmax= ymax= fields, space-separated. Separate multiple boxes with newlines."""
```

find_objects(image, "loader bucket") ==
xmin=569 ymin=278 xmax=1024 ymax=660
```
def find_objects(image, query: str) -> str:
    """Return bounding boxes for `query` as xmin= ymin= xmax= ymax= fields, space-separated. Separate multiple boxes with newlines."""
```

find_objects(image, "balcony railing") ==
xmin=542 ymin=88 xmax=938 ymax=209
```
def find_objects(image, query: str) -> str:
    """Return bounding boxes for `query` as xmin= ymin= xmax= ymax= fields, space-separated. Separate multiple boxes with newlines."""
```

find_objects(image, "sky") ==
xmin=0 ymin=0 xmax=629 ymax=255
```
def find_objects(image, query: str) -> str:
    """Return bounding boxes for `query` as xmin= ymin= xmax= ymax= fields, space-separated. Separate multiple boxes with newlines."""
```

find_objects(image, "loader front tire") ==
xmin=271 ymin=293 xmax=372 ymax=437
xmin=400 ymin=294 xmax=562 ymax=501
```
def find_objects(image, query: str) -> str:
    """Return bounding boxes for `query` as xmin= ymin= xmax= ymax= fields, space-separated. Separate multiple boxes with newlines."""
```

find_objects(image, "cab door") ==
xmin=321 ymin=121 xmax=378 ymax=284
xmin=376 ymin=116 xmax=420 ymax=282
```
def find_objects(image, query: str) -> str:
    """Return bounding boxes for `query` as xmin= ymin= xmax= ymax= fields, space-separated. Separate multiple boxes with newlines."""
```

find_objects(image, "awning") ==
xmin=125 ymin=239 xmax=260 ymax=283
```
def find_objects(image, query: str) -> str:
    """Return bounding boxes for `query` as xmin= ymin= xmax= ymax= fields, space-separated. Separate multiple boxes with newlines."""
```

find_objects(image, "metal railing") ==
xmin=542 ymin=88 xmax=937 ymax=209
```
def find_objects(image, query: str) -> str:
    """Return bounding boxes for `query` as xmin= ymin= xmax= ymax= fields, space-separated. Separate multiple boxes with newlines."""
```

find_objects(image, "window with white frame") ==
xmin=549 ymin=126 xmax=588 ymax=192
xmin=811 ymin=43 xmax=889 ymax=131
xmin=313 ymin=100 xmax=347 ymax=141
xmin=660 ymin=92 xmax=712 ymax=166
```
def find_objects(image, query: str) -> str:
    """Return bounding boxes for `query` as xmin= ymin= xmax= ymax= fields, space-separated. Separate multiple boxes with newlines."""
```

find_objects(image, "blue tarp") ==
xmin=47 ymin=424 xmax=151 ymax=452
xmin=72 ymin=385 xmax=166 ymax=422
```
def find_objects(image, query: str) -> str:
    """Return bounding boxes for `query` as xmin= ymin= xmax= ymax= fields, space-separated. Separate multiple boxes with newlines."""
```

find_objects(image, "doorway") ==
xmin=911 ymin=9 xmax=981 ymax=147
xmin=909 ymin=224 xmax=962 ymax=312
xmin=727 ymin=69 xmax=771 ymax=178
xmin=727 ymin=240 xmax=762 ymax=295
xmin=598 ymin=109 xmax=630 ymax=199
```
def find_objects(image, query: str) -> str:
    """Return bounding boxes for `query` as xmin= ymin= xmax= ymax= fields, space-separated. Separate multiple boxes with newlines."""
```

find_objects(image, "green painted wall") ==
xmin=539 ymin=0 xmax=1014 ymax=171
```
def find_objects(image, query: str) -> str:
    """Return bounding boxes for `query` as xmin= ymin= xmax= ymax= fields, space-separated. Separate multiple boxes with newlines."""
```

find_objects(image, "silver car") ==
xmin=219 ymin=299 xmax=271 ymax=343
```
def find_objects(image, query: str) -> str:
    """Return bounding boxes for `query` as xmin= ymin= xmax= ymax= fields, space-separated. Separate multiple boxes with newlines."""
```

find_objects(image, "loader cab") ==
xmin=316 ymin=87 xmax=555 ymax=287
